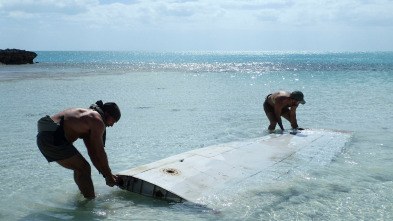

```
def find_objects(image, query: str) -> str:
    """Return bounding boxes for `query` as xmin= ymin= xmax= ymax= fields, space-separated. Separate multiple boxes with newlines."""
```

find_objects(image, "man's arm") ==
xmin=83 ymin=117 xmax=116 ymax=186
xmin=289 ymin=105 xmax=299 ymax=129
xmin=274 ymin=106 xmax=285 ymax=131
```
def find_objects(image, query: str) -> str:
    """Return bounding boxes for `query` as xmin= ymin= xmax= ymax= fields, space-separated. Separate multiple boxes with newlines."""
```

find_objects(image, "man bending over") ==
xmin=36 ymin=100 xmax=121 ymax=198
xmin=263 ymin=91 xmax=305 ymax=132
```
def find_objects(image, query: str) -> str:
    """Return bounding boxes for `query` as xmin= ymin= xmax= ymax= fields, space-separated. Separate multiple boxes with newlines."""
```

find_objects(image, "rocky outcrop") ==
xmin=0 ymin=49 xmax=37 ymax=65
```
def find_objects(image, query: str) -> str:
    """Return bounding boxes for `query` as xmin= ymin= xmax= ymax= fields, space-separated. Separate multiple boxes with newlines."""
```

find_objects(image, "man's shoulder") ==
xmin=85 ymin=109 xmax=103 ymax=119
xmin=74 ymin=109 xmax=104 ymax=125
xmin=83 ymin=112 xmax=105 ymax=133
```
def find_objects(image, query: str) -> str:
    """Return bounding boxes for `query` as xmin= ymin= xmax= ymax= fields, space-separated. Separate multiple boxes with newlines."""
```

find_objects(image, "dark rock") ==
xmin=0 ymin=49 xmax=37 ymax=65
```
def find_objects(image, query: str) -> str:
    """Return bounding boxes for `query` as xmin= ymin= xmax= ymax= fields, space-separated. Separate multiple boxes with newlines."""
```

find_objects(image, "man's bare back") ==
xmin=51 ymin=108 xmax=104 ymax=143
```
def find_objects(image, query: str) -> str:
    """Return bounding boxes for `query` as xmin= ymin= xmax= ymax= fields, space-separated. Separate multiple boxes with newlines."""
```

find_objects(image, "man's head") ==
xmin=290 ymin=91 xmax=306 ymax=104
xmin=103 ymin=102 xmax=121 ymax=122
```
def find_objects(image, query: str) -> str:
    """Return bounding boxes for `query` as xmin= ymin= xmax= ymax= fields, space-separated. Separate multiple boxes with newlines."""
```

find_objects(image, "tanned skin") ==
xmin=51 ymin=108 xmax=117 ymax=199
xmin=265 ymin=91 xmax=303 ymax=131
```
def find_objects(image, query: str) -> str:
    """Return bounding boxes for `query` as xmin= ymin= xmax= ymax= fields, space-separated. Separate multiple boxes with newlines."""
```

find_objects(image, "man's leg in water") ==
xmin=57 ymin=153 xmax=95 ymax=198
xmin=265 ymin=111 xmax=277 ymax=131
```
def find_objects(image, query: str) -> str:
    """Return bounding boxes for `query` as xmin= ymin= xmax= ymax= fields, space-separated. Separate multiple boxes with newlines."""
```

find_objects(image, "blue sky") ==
xmin=1 ymin=0 xmax=393 ymax=51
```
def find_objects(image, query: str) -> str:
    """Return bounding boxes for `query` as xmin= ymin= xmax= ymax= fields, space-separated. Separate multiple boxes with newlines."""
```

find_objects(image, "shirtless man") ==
xmin=263 ymin=91 xmax=305 ymax=132
xmin=36 ymin=101 xmax=121 ymax=198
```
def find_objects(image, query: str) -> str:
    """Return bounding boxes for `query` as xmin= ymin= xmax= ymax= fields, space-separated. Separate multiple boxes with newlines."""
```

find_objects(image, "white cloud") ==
xmin=1 ymin=0 xmax=393 ymax=50
xmin=2 ymin=0 xmax=393 ymax=29
xmin=0 ymin=0 xmax=98 ymax=15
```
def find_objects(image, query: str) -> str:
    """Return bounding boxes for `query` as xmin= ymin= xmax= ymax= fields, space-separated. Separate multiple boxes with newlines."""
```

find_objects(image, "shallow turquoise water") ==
xmin=0 ymin=52 xmax=392 ymax=220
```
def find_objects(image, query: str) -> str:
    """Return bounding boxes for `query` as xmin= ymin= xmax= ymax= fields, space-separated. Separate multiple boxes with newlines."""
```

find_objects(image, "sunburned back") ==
xmin=268 ymin=91 xmax=291 ymax=107
xmin=51 ymin=108 xmax=104 ymax=143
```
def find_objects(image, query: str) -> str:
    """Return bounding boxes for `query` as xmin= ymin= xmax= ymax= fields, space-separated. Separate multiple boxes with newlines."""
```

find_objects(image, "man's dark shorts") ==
xmin=36 ymin=116 xmax=79 ymax=162
xmin=263 ymin=94 xmax=274 ymax=114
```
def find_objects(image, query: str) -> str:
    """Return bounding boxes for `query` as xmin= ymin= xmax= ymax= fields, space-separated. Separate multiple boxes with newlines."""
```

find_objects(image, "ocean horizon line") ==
xmin=40 ymin=50 xmax=393 ymax=53
xmin=3 ymin=49 xmax=392 ymax=54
